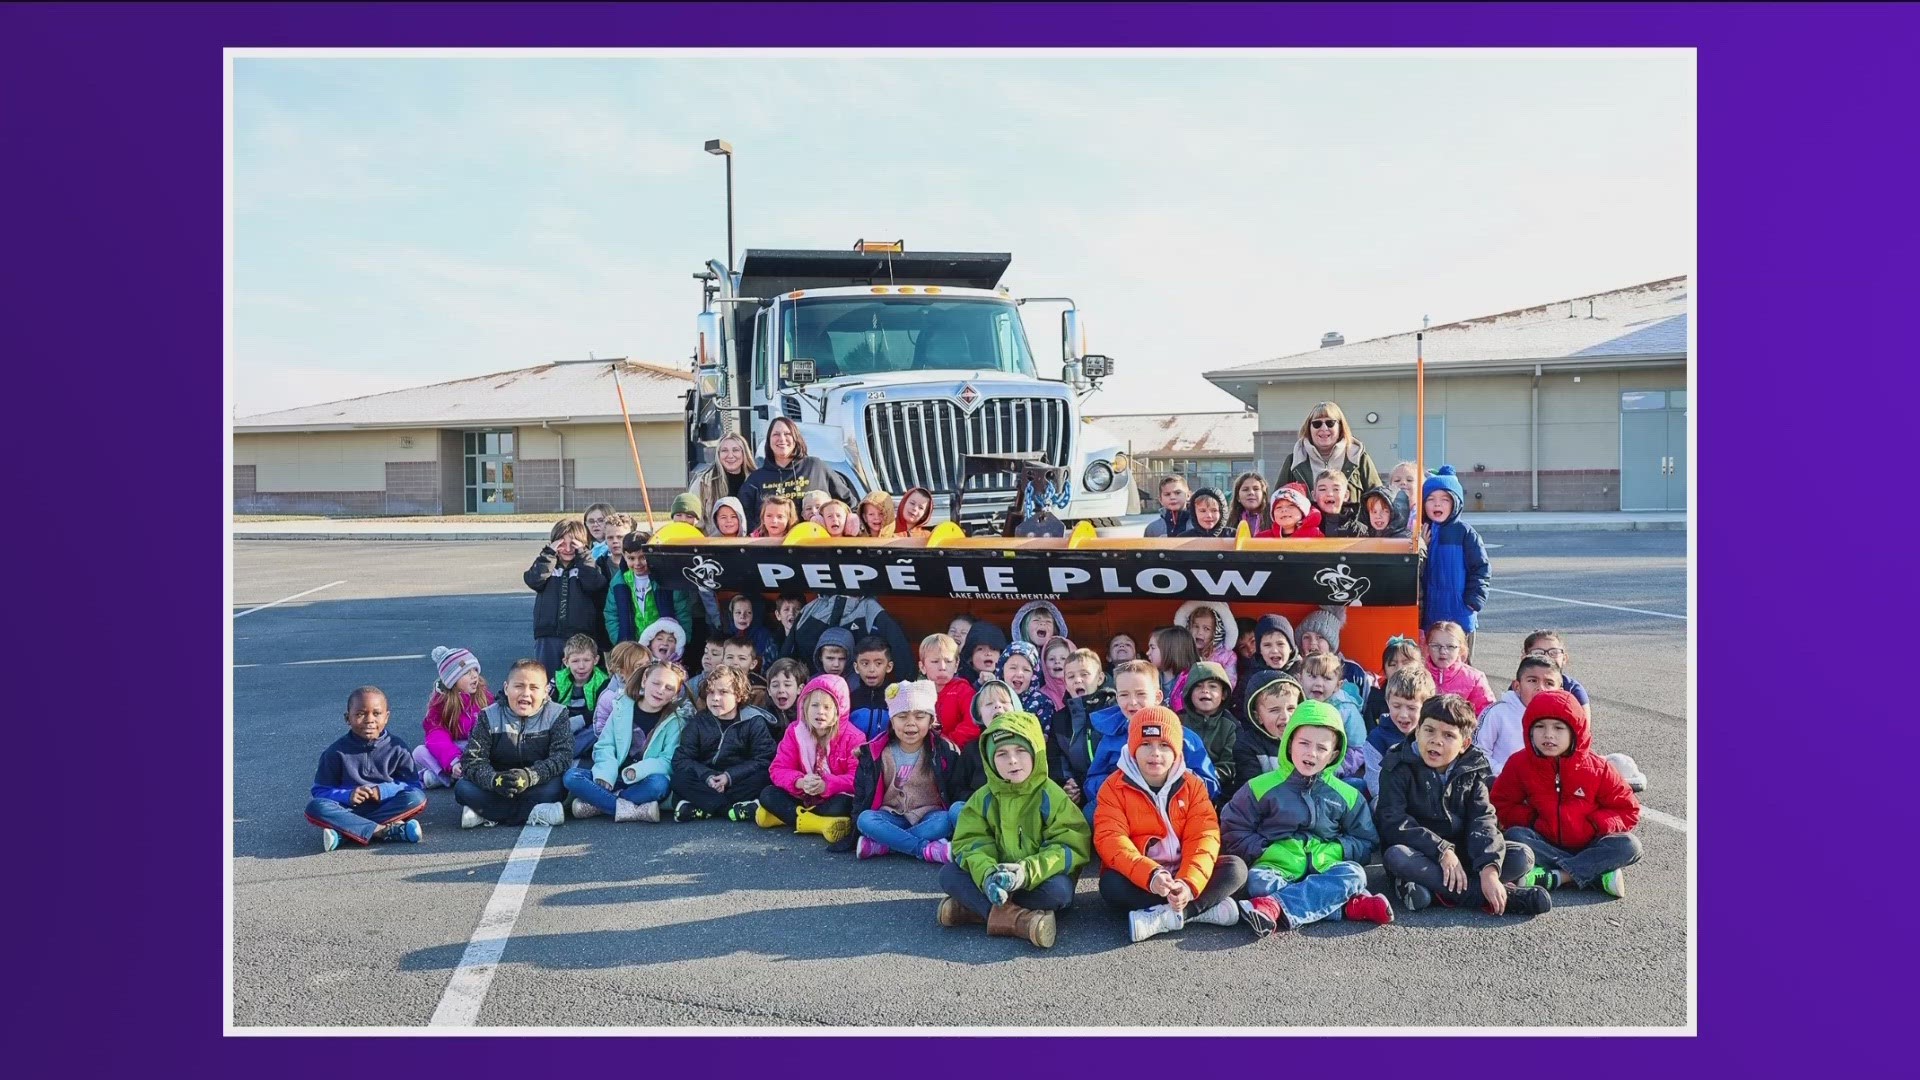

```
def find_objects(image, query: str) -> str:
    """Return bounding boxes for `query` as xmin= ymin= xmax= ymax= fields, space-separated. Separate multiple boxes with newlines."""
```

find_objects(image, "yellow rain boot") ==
xmin=794 ymin=808 xmax=852 ymax=844
xmin=754 ymin=805 xmax=783 ymax=829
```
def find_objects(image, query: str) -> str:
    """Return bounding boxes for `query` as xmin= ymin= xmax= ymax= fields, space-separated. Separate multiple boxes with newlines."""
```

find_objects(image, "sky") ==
xmin=230 ymin=51 xmax=1695 ymax=419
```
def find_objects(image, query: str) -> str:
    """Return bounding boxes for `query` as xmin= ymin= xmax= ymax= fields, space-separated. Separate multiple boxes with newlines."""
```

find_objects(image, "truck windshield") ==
xmin=780 ymin=297 xmax=1037 ymax=381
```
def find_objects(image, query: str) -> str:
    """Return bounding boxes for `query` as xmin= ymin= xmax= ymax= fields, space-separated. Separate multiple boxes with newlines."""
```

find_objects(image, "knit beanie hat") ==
xmin=1273 ymin=483 xmax=1312 ymax=517
xmin=1127 ymin=705 xmax=1185 ymax=760
xmin=886 ymin=679 xmax=937 ymax=717
xmin=1187 ymin=660 xmax=1232 ymax=696
xmin=432 ymin=646 xmax=480 ymax=691
xmin=670 ymin=492 xmax=703 ymax=518
xmin=1297 ymin=607 xmax=1346 ymax=653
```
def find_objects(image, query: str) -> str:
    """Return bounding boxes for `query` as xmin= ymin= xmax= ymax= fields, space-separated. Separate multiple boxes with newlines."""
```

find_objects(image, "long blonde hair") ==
xmin=1297 ymin=401 xmax=1355 ymax=444
xmin=715 ymin=432 xmax=759 ymax=477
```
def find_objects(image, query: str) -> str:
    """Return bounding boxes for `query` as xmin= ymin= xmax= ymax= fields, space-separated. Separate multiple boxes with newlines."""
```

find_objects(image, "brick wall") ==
xmin=1446 ymin=469 xmax=1621 ymax=512
xmin=235 ymin=488 xmax=387 ymax=515
xmin=384 ymin=461 xmax=441 ymax=515
xmin=234 ymin=464 xmax=255 ymax=502
xmin=515 ymin=457 xmax=678 ymax=517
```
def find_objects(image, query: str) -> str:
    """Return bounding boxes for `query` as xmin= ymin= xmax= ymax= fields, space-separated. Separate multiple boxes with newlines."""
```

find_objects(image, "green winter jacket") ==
xmin=1217 ymin=701 xmax=1378 ymax=882
xmin=952 ymin=710 xmax=1093 ymax=892
xmin=555 ymin=666 xmax=609 ymax=720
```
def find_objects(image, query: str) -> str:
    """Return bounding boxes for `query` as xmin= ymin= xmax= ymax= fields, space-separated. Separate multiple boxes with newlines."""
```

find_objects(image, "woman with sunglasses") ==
xmin=1275 ymin=402 xmax=1384 ymax=503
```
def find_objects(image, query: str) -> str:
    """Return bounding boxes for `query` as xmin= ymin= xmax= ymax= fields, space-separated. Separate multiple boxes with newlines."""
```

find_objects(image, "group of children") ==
xmin=309 ymin=571 xmax=1648 ymax=950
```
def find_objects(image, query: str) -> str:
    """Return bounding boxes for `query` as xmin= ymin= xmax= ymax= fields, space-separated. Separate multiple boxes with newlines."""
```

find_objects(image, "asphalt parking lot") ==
xmin=231 ymin=531 xmax=1690 ymax=1029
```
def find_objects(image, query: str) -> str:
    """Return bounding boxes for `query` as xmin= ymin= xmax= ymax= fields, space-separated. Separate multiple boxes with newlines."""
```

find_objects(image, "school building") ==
xmin=1203 ymin=276 xmax=1690 ymax=512
xmin=232 ymin=359 xmax=693 ymax=516
xmin=1083 ymin=410 xmax=1258 ymax=511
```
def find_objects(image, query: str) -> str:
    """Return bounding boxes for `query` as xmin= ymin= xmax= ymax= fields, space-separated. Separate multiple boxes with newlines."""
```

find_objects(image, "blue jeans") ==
xmin=938 ymin=860 xmax=1079 ymax=918
xmin=1504 ymin=826 xmax=1643 ymax=887
xmin=856 ymin=807 xmax=958 ymax=856
xmin=304 ymin=788 xmax=427 ymax=844
xmin=562 ymin=767 xmax=669 ymax=815
xmin=453 ymin=776 xmax=568 ymax=826
xmin=1246 ymin=861 xmax=1367 ymax=927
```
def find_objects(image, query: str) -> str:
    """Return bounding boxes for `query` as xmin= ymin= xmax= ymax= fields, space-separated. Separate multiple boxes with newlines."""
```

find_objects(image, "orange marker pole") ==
xmin=1415 ymin=330 xmax=1426 ymax=556
xmin=612 ymin=365 xmax=657 ymax=530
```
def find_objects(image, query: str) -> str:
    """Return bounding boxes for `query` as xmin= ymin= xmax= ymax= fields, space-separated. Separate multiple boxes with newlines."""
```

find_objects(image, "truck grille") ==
xmin=864 ymin=397 xmax=1070 ymax=496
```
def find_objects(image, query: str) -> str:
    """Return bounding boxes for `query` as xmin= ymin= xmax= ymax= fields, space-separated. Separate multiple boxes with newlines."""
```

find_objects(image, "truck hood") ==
xmin=814 ymin=369 xmax=1065 ymax=399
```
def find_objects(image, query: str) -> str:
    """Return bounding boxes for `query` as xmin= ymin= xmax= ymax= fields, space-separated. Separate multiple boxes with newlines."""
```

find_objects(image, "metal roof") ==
xmin=1204 ymin=276 xmax=1688 ymax=405
xmin=233 ymin=360 xmax=693 ymax=433
xmin=1086 ymin=410 xmax=1257 ymax=458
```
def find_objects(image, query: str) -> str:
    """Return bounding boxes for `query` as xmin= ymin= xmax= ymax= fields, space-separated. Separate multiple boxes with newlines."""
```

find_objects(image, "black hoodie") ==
xmin=1357 ymin=483 xmax=1411 ymax=539
xmin=1176 ymin=487 xmax=1235 ymax=538
xmin=958 ymin=620 xmax=1010 ymax=687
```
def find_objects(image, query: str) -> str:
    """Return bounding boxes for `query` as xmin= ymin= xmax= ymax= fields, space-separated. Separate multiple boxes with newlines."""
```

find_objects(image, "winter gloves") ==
xmin=494 ymin=768 xmax=536 ymax=795
xmin=984 ymin=862 xmax=1028 ymax=905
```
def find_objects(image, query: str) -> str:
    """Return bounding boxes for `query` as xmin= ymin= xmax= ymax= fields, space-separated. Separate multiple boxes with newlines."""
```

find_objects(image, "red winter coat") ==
xmin=1256 ymin=507 xmax=1324 ymax=539
xmin=937 ymin=678 xmax=980 ymax=747
xmin=1490 ymin=690 xmax=1638 ymax=851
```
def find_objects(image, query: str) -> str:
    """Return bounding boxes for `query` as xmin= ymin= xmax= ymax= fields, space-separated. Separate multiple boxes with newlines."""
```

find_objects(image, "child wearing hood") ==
xmin=1219 ymin=700 xmax=1393 ymax=936
xmin=1175 ymin=600 xmax=1239 ymax=684
xmin=959 ymin=619 xmax=1009 ymax=688
xmin=1179 ymin=661 xmax=1242 ymax=804
xmin=1235 ymin=613 xmax=1298 ymax=715
xmin=997 ymin=640 xmax=1057 ymax=733
xmin=1234 ymin=671 xmax=1303 ymax=785
xmin=722 ymin=593 xmax=781 ymax=668
xmin=1084 ymin=660 xmax=1221 ymax=808
xmin=856 ymin=490 xmax=895 ymax=537
xmin=812 ymin=626 xmax=856 ymax=679
xmin=1176 ymin=487 xmax=1234 ymax=538
xmin=639 ymin=618 xmax=688 ymax=666
xmin=1039 ymin=636 xmax=1075 ymax=713
xmin=948 ymin=678 xmax=1021 ymax=811
xmin=1419 ymin=466 xmax=1491 ymax=646
xmin=1050 ymin=648 xmax=1115 ymax=806
xmin=1424 ymin=620 xmax=1495 ymax=715
xmin=711 ymin=495 xmax=750 ymax=538
xmin=1358 ymin=484 xmax=1411 ymax=539
xmin=886 ymin=486 xmax=936 ymax=538
xmin=835 ymin=680 xmax=965 ymax=861
xmin=1491 ymin=691 xmax=1642 ymax=898
xmin=1257 ymin=483 xmax=1324 ymax=539
xmin=749 ymin=674 xmax=864 ymax=842
xmin=1377 ymin=694 xmax=1551 ymax=915
xmin=1095 ymin=707 xmax=1252 ymax=942
xmin=939 ymin=710 xmax=1093 ymax=949
xmin=565 ymin=659 xmax=689 ymax=824
xmin=1363 ymin=665 xmax=1435 ymax=800
xmin=414 ymin=647 xmax=492 ymax=789
xmin=1010 ymin=600 xmax=1069 ymax=653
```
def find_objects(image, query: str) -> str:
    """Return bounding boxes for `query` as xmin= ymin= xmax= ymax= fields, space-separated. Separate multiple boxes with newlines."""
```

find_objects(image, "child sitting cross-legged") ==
xmin=832 ymin=679 xmax=965 ymax=863
xmin=746 ymin=674 xmax=864 ymax=843
xmin=414 ymin=647 xmax=491 ymax=790
xmin=668 ymin=665 xmax=779 ymax=822
xmin=1376 ymin=694 xmax=1551 ymax=916
xmin=938 ymin=710 xmax=1093 ymax=949
xmin=1492 ymin=690 xmax=1643 ymax=899
xmin=1219 ymin=700 xmax=1393 ymax=936
xmin=564 ymin=660 xmax=688 ymax=824
xmin=1094 ymin=707 xmax=1251 ymax=942
xmin=454 ymin=660 xmax=572 ymax=829
xmin=305 ymin=686 xmax=426 ymax=851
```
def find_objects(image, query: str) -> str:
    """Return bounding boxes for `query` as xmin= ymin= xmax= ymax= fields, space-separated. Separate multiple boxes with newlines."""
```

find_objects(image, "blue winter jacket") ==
xmin=1084 ymin=703 xmax=1220 ymax=804
xmin=1420 ymin=466 xmax=1491 ymax=632
xmin=311 ymin=730 xmax=422 ymax=804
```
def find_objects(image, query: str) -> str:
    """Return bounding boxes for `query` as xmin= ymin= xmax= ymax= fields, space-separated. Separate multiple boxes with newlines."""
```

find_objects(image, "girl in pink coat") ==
xmin=1424 ymin=620 xmax=1495 ymax=715
xmin=413 ymin=646 xmax=492 ymax=788
xmin=754 ymin=674 xmax=867 ymax=844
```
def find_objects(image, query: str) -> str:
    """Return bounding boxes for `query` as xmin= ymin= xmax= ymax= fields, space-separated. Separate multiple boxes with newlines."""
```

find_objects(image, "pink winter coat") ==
xmin=769 ymin=675 xmax=867 ymax=801
xmin=1427 ymin=661 xmax=1495 ymax=715
xmin=420 ymin=688 xmax=491 ymax=771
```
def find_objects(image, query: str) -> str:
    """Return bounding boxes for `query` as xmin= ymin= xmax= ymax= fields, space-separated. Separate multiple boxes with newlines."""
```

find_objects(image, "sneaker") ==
xmin=1605 ymin=752 xmax=1648 ymax=793
xmin=1397 ymin=880 xmax=1433 ymax=912
xmin=418 ymin=768 xmax=446 ymax=789
xmin=1519 ymin=867 xmax=1561 ymax=890
xmin=320 ymin=828 xmax=341 ymax=853
xmin=1598 ymin=869 xmax=1628 ymax=898
xmin=1507 ymin=884 xmax=1554 ymax=915
xmin=727 ymin=799 xmax=761 ymax=822
xmin=570 ymin=798 xmax=603 ymax=820
xmin=460 ymin=806 xmax=494 ymax=829
xmin=1342 ymin=893 xmax=1395 ymax=925
xmin=526 ymin=802 xmax=565 ymax=827
xmin=920 ymin=839 xmax=952 ymax=865
xmin=1239 ymin=897 xmax=1283 ymax=938
xmin=856 ymin=837 xmax=887 ymax=860
xmin=937 ymin=896 xmax=986 ymax=927
xmin=1188 ymin=899 xmax=1242 ymax=927
xmin=614 ymin=798 xmax=659 ymax=823
xmin=673 ymin=801 xmax=708 ymax=823
xmin=376 ymin=819 xmax=423 ymax=844
xmin=1128 ymin=904 xmax=1186 ymax=943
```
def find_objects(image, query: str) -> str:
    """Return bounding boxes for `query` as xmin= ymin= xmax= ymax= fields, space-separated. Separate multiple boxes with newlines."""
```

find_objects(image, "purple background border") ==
xmin=11 ymin=1 xmax=1910 ymax=1068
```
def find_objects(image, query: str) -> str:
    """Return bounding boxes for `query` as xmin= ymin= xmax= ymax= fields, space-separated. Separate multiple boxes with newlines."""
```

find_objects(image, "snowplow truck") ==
xmin=684 ymin=242 xmax=1134 ymax=531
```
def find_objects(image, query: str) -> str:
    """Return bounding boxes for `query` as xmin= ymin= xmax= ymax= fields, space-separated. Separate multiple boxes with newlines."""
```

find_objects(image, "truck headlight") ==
xmin=1084 ymin=460 xmax=1115 ymax=492
xmin=1111 ymin=452 xmax=1131 ymax=475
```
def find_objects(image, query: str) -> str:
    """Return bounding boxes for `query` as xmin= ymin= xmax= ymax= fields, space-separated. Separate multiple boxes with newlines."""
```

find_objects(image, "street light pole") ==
xmin=704 ymin=138 xmax=734 ymax=277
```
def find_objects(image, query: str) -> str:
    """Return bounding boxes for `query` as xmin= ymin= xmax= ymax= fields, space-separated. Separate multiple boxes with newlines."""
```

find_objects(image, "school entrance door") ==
xmin=1619 ymin=390 xmax=1687 ymax=511
xmin=463 ymin=430 xmax=517 ymax=514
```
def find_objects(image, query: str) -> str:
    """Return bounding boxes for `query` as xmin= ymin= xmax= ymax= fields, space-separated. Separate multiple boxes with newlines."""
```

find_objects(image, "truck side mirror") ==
xmin=696 ymin=310 xmax=723 ymax=374
xmin=1061 ymin=309 xmax=1085 ymax=364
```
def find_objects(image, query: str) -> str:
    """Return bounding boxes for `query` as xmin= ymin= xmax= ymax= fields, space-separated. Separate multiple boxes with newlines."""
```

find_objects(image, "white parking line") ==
xmin=285 ymin=654 xmax=426 ymax=666
xmin=428 ymin=824 xmax=552 ymax=1027
xmin=1487 ymin=586 xmax=1685 ymax=621
xmin=232 ymin=580 xmax=344 ymax=618
xmin=1641 ymin=807 xmax=1689 ymax=833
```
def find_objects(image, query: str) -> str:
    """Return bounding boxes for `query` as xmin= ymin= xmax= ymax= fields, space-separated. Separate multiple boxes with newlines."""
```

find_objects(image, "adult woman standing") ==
xmin=1275 ymin=401 xmax=1383 ymax=504
xmin=693 ymin=432 xmax=757 ymax=534
xmin=737 ymin=416 xmax=854 ymax=528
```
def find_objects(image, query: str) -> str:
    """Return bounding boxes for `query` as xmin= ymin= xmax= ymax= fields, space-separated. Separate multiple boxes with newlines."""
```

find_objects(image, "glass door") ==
xmin=463 ymin=430 xmax=516 ymax=513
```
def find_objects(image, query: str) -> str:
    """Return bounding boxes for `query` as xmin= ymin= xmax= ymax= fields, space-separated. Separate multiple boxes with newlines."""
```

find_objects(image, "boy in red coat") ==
xmin=922 ymin=633 xmax=980 ymax=747
xmin=1490 ymin=690 xmax=1643 ymax=897
xmin=1257 ymin=484 xmax=1324 ymax=539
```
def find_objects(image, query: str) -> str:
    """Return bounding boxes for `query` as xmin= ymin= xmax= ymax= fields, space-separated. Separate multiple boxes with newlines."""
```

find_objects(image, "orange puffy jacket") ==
xmin=1093 ymin=763 xmax=1222 ymax=897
